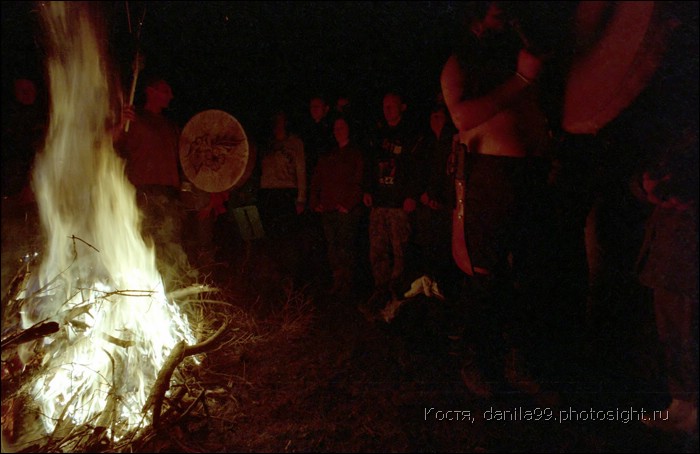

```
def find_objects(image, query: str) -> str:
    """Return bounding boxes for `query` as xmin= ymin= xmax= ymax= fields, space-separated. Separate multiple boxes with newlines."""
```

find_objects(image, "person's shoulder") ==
xmin=441 ymin=54 xmax=464 ymax=76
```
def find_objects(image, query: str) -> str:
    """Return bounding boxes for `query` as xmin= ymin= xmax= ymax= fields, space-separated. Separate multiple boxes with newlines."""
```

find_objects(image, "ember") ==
xmin=3 ymin=2 xmax=198 ymax=450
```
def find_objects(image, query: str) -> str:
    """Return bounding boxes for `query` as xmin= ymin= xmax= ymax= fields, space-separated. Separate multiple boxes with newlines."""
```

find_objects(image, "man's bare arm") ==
xmin=440 ymin=49 xmax=541 ymax=132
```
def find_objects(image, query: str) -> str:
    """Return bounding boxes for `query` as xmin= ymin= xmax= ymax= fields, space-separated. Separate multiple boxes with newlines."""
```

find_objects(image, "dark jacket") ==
xmin=363 ymin=119 xmax=422 ymax=208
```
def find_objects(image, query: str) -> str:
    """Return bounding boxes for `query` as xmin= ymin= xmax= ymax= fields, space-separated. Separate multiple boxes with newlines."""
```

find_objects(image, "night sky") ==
xmin=108 ymin=1 xmax=468 ymax=134
xmin=2 ymin=1 xmax=471 ymax=140
xmin=2 ymin=1 xmax=697 ymax=146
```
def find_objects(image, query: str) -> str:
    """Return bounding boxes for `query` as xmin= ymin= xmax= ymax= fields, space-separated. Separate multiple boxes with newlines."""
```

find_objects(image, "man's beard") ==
xmin=454 ymin=25 xmax=524 ymax=97
xmin=477 ymin=27 xmax=522 ymax=64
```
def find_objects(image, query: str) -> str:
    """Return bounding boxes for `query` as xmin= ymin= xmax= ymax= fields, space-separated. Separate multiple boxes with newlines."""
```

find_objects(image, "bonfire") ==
xmin=0 ymin=2 xmax=233 ymax=451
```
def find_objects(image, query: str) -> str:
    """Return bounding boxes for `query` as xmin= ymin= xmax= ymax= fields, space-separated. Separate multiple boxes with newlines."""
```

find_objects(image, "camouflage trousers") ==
xmin=368 ymin=207 xmax=411 ymax=290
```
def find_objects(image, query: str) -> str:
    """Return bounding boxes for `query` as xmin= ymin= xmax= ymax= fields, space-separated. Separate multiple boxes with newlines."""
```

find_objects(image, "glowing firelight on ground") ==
xmin=17 ymin=1 xmax=196 ymax=443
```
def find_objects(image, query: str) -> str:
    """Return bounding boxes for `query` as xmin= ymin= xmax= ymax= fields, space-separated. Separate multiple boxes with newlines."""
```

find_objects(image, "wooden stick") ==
xmin=1 ymin=321 xmax=59 ymax=348
xmin=146 ymin=340 xmax=185 ymax=428
xmin=144 ymin=322 xmax=229 ymax=428
xmin=178 ymin=389 xmax=206 ymax=421
xmin=124 ymin=51 xmax=140 ymax=133
xmin=166 ymin=285 xmax=219 ymax=301
xmin=124 ymin=6 xmax=146 ymax=132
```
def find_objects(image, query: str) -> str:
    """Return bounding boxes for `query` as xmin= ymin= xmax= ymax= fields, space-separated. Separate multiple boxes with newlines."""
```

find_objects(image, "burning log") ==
xmin=1 ymin=321 xmax=59 ymax=349
xmin=166 ymin=284 xmax=220 ymax=301
xmin=0 ymin=3 xmax=202 ymax=451
xmin=1 ymin=254 xmax=37 ymax=312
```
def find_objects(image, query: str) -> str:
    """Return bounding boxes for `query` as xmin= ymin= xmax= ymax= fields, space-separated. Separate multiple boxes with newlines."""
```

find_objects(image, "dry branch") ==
xmin=1 ymin=321 xmax=60 ymax=348
xmin=100 ymin=333 xmax=135 ymax=348
xmin=166 ymin=285 xmax=219 ymax=301
xmin=145 ymin=340 xmax=185 ymax=428
xmin=144 ymin=322 xmax=229 ymax=428
xmin=179 ymin=389 xmax=206 ymax=421
xmin=2 ymin=261 xmax=32 ymax=310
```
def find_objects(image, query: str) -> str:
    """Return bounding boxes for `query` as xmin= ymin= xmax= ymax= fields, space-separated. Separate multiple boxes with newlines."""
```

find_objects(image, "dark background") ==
xmin=2 ymin=1 xmax=697 ymax=160
xmin=2 ymin=1 xmax=590 ymax=141
xmin=1 ymin=5 xmax=698 ymax=450
xmin=2 ymin=1 xmax=470 ymax=141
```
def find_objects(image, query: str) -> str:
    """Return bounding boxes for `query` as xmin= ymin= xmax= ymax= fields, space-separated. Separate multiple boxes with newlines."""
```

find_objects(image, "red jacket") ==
xmin=310 ymin=143 xmax=364 ymax=212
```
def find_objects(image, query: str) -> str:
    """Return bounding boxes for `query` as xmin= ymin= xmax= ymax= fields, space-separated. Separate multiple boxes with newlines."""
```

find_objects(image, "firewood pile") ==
xmin=1 ymin=254 xmax=314 ymax=453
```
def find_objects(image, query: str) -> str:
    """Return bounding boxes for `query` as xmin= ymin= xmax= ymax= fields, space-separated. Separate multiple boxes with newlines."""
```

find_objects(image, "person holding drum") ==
xmin=440 ymin=1 xmax=555 ymax=399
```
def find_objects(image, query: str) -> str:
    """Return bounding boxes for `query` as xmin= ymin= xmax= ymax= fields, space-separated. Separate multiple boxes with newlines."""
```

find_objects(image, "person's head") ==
xmin=429 ymin=104 xmax=449 ymax=138
xmin=309 ymin=96 xmax=329 ymax=123
xmin=333 ymin=116 xmax=350 ymax=147
xmin=465 ymin=2 xmax=508 ymax=38
xmin=14 ymin=78 xmax=37 ymax=106
xmin=143 ymin=77 xmax=173 ymax=113
xmin=455 ymin=1 xmax=522 ymax=72
xmin=382 ymin=92 xmax=406 ymax=127
xmin=271 ymin=111 xmax=289 ymax=141
xmin=335 ymin=95 xmax=350 ymax=113
xmin=649 ymin=127 xmax=699 ymax=206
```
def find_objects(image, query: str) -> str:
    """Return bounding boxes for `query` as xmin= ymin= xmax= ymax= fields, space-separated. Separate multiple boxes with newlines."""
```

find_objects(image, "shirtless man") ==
xmin=440 ymin=1 xmax=553 ymax=398
xmin=441 ymin=2 xmax=549 ymax=160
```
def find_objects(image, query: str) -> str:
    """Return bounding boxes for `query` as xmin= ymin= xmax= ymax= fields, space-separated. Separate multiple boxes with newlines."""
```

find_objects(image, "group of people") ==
xmin=252 ymin=90 xmax=459 ymax=305
xmin=435 ymin=0 xmax=697 ymax=435
xmin=2 ymin=0 xmax=696 ymax=437
xmin=252 ymin=0 xmax=697 ymax=437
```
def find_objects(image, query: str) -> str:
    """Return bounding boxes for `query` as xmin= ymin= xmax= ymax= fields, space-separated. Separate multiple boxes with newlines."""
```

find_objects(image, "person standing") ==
xmin=2 ymin=78 xmax=47 ymax=200
xmin=309 ymin=115 xmax=364 ymax=298
xmin=115 ymin=75 xmax=193 ymax=284
xmin=116 ymin=76 xmax=181 ymax=202
xmin=1 ymin=77 xmax=47 ymax=299
xmin=360 ymin=91 xmax=422 ymax=319
xmin=635 ymin=132 xmax=698 ymax=434
xmin=300 ymin=95 xmax=335 ymax=290
xmin=414 ymin=101 xmax=460 ymax=294
xmin=440 ymin=1 xmax=554 ymax=398
xmin=257 ymin=110 xmax=307 ymax=285
xmin=301 ymin=95 xmax=335 ymax=184
xmin=258 ymin=111 xmax=307 ymax=226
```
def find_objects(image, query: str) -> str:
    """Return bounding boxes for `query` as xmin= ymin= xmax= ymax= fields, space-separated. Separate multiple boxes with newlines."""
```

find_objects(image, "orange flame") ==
xmin=18 ymin=1 xmax=196 ymax=444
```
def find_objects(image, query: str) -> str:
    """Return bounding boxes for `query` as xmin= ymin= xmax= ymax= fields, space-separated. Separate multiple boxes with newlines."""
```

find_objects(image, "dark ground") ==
xmin=145 ymin=215 xmax=699 ymax=454
xmin=2 ymin=200 xmax=698 ymax=453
